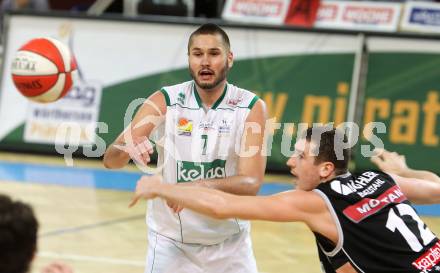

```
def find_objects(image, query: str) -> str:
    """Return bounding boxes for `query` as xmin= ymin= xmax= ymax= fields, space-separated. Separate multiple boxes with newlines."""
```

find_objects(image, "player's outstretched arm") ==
xmin=371 ymin=149 xmax=440 ymax=183
xmin=392 ymin=174 xmax=440 ymax=204
xmin=191 ymin=99 xmax=267 ymax=196
xmin=103 ymin=91 xmax=166 ymax=169
xmin=129 ymin=175 xmax=321 ymax=223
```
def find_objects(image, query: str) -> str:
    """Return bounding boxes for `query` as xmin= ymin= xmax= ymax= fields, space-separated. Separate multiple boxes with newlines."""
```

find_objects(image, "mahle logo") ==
xmin=177 ymin=159 xmax=226 ymax=182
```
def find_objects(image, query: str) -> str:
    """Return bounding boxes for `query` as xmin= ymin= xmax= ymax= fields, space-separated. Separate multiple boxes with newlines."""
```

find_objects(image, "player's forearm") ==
xmin=190 ymin=175 xmax=261 ymax=196
xmin=103 ymin=145 xmax=130 ymax=169
xmin=398 ymin=169 xmax=440 ymax=183
xmin=155 ymin=184 xmax=233 ymax=219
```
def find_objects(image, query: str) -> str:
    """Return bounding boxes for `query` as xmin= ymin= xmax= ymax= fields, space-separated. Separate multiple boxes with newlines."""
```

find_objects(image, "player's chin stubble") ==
xmin=190 ymin=61 xmax=229 ymax=91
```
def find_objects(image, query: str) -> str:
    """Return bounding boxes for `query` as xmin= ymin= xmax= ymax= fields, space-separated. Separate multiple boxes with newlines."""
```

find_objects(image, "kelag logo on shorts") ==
xmin=177 ymin=159 xmax=226 ymax=182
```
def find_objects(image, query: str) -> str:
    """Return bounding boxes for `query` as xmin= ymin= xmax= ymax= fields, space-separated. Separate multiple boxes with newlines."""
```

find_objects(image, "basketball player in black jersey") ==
xmin=130 ymin=126 xmax=440 ymax=273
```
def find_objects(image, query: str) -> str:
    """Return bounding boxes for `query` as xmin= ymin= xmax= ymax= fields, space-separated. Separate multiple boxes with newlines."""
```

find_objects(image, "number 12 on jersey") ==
xmin=386 ymin=203 xmax=436 ymax=252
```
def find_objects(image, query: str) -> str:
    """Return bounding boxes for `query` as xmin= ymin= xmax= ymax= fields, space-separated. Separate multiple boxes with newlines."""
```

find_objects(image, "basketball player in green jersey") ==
xmin=104 ymin=23 xmax=267 ymax=273
xmin=129 ymin=127 xmax=440 ymax=273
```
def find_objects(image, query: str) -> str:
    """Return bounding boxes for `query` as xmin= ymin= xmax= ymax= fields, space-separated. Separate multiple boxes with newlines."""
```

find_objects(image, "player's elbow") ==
xmin=415 ymin=184 xmax=440 ymax=204
xmin=242 ymin=176 xmax=262 ymax=196
xmin=430 ymin=184 xmax=440 ymax=204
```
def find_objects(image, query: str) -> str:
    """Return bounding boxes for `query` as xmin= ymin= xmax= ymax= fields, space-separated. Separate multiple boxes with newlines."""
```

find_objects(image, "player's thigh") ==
xmin=204 ymin=230 xmax=258 ymax=273
xmin=145 ymin=231 xmax=202 ymax=273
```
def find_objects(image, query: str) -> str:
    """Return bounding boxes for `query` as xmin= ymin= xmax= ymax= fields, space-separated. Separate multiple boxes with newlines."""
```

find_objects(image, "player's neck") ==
xmin=195 ymin=81 xmax=227 ymax=108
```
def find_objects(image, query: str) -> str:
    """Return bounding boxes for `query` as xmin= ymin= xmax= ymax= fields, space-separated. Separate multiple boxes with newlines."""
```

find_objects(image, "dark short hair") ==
xmin=187 ymin=23 xmax=231 ymax=53
xmin=0 ymin=194 xmax=38 ymax=273
xmin=304 ymin=126 xmax=350 ymax=175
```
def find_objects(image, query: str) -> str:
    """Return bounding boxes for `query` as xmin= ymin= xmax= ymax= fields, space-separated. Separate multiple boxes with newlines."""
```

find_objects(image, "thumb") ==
xmin=113 ymin=144 xmax=129 ymax=153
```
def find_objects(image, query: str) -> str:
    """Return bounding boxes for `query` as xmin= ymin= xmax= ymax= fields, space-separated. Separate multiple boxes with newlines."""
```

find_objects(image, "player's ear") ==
xmin=228 ymin=51 xmax=233 ymax=68
xmin=319 ymin=162 xmax=335 ymax=178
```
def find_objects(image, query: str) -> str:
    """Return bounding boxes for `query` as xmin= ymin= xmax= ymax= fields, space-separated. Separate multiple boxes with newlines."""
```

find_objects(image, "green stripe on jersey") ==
xmin=160 ymin=88 xmax=171 ymax=106
xmin=211 ymin=85 xmax=228 ymax=110
xmin=248 ymin=95 xmax=259 ymax=109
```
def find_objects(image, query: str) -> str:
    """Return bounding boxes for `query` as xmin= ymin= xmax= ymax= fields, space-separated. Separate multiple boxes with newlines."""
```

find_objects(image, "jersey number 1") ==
xmin=386 ymin=203 xmax=436 ymax=252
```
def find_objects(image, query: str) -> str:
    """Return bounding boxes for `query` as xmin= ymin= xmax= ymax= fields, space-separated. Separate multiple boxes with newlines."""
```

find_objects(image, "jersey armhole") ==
xmin=248 ymin=95 xmax=259 ymax=109
xmin=313 ymin=189 xmax=345 ymax=257
xmin=160 ymin=88 xmax=171 ymax=106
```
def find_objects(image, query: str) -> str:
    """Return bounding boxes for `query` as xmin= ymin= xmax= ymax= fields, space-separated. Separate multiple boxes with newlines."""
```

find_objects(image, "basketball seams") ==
xmin=20 ymin=38 xmax=66 ymax=73
xmin=31 ymin=74 xmax=66 ymax=102
xmin=59 ymin=71 xmax=74 ymax=99
xmin=46 ymin=37 xmax=71 ymax=72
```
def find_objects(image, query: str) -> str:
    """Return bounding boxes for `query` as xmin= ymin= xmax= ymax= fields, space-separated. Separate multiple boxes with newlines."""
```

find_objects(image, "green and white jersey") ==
xmin=148 ymin=80 xmax=259 ymax=245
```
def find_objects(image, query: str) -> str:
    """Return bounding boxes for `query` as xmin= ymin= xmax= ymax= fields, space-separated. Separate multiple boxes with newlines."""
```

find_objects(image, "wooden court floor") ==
xmin=1 ymin=153 xmax=440 ymax=273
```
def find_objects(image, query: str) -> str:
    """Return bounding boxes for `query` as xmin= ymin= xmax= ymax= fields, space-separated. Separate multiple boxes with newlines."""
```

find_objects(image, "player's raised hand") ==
xmin=371 ymin=148 xmax=408 ymax=175
xmin=114 ymin=136 xmax=154 ymax=166
xmin=129 ymin=175 xmax=163 ymax=207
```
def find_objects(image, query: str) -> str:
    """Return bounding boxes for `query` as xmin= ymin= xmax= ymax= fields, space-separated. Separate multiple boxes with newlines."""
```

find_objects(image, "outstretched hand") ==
xmin=129 ymin=174 xmax=163 ymax=207
xmin=114 ymin=136 xmax=154 ymax=166
xmin=371 ymin=148 xmax=408 ymax=175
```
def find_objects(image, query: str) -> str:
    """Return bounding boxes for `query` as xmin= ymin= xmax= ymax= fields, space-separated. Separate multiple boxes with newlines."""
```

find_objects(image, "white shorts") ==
xmin=145 ymin=229 xmax=258 ymax=273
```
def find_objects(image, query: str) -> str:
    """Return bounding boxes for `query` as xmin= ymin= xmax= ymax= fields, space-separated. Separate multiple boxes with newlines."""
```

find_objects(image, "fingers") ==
xmin=372 ymin=148 xmax=384 ymax=157
xmin=114 ymin=138 xmax=154 ymax=166
xmin=371 ymin=147 xmax=409 ymax=175
xmin=372 ymin=148 xmax=398 ymax=161
xmin=167 ymin=200 xmax=183 ymax=213
xmin=129 ymin=194 xmax=140 ymax=208
xmin=41 ymin=262 xmax=73 ymax=273
xmin=370 ymin=155 xmax=384 ymax=168
xmin=171 ymin=204 xmax=183 ymax=213
xmin=140 ymin=138 xmax=154 ymax=154
xmin=129 ymin=175 xmax=164 ymax=208
xmin=174 ymin=205 xmax=184 ymax=214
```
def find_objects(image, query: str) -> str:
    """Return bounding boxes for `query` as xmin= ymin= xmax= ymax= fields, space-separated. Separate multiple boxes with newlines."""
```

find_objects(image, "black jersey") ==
xmin=314 ymin=171 xmax=440 ymax=273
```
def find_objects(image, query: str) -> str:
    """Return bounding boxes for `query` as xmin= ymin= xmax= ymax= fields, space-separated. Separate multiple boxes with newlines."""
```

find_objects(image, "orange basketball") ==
xmin=11 ymin=37 xmax=78 ymax=103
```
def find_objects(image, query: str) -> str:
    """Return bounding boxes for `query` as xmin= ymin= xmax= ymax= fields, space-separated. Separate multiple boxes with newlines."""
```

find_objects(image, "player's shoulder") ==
xmin=161 ymin=80 xmax=193 ymax=95
xmin=159 ymin=81 xmax=194 ymax=106
xmin=223 ymin=83 xmax=259 ymax=109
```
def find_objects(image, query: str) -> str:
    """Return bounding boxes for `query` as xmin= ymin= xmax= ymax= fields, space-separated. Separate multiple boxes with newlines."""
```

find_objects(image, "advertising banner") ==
xmin=354 ymin=37 xmax=440 ymax=173
xmin=315 ymin=1 xmax=402 ymax=32
xmin=284 ymin=0 xmax=321 ymax=27
xmin=24 ymin=80 xmax=102 ymax=145
xmin=401 ymin=1 xmax=440 ymax=33
xmin=221 ymin=0 xmax=291 ymax=25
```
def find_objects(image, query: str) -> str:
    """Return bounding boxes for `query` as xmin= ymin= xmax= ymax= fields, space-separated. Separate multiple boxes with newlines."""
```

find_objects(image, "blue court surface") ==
xmin=0 ymin=160 xmax=439 ymax=216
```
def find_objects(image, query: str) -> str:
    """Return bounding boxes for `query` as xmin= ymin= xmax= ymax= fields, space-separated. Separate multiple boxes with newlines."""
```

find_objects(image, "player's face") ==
xmin=286 ymin=140 xmax=322 ymax=191
xmin=188 ymin=34 xmax=233 ymax=90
